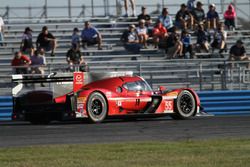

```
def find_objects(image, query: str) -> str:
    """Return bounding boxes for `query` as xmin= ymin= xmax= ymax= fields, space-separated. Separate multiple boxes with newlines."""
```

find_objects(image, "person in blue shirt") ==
xmin=206 ymin=4 xmax=219 ymax=30
xmin=81 ymin=21 xmax=102 ymax=50
xmin=71 ymin=27 xmax=81 ymax=49
xmin=195 ymin=24 xmax=210 ymax=53
xmin=181 ymin=29 xmax=194 ymax=58
xmin=211 ymin=24 xmax=227 ymax=54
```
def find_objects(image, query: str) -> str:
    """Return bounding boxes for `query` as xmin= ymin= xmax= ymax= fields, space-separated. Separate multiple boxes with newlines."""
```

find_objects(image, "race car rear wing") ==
xmin=12 ymin=72 xmax=74 ymax=97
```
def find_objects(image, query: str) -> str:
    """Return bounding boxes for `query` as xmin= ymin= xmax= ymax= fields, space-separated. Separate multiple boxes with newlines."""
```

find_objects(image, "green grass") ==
xmin=0 ymin=139 xmax=250 ymax=167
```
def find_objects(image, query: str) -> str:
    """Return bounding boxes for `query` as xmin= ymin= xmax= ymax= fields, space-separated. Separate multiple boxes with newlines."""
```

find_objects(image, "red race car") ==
xmin=12 ymin=72 xmax=201 ymax=124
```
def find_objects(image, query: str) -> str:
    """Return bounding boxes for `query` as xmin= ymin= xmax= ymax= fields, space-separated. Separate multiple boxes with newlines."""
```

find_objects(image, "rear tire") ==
xmin=87 ymin=92 xmax=108 ymax=123
xmin=171 ymin=90 xmax=196 ymax=119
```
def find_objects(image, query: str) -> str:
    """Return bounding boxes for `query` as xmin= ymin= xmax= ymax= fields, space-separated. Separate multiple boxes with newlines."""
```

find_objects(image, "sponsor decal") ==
xmin=162 ymin=96 xmax=177 ymax=100
xmin=56 ymin=81 xmax=72 ymax=85
xmin=106 ymin=91 xmax=112 ymax=97
xmin=73 ymin=72 xmax=84 ymax=92
xmin=77 ymin=97 xmax=86 ymax=103
xmin=108 ymin=97 xmax=152 ymax=102
xmin=166 ymin=92 xmax=178 ymax=97
xmin=117 ymin=101 xmax=122 ymax=106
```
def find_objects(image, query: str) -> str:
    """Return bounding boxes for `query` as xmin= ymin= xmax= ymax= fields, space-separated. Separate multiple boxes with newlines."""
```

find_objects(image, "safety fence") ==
xmin=1 ymin=90 xmax=250 ymax=121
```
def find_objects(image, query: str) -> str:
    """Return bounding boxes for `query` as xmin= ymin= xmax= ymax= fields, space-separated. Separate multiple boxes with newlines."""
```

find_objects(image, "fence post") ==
xmin=91 ymin=0 xmax=94 ymax=17
xmin=199 ymin=62 xmax=203 ymax=91
xmin=68 ymin=0 xmax=72 ymax=18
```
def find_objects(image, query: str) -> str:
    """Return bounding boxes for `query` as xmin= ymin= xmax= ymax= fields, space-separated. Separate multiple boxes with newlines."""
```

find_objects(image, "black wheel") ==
xmin=172 ymin=90 xmax=196 ymax=119
xmin=87 ymin=92 xmax=108 ymax=123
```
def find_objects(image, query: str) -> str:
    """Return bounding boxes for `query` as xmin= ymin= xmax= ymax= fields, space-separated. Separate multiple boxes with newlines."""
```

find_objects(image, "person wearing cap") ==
xmin=206 ymin=4 xmax=219 ymax=30
xmin=81 ymin=21 xmax=102 ymax=50
xmin=136 ymin=19 xmax=149 ymax=49
xmin=187 ymin=0 xmax=196 ymax=11
xmin=121 ymin=24 xmax=142 ymax=54
xmin=71 ymin=27 xmax=81 ymax=49
xmin=229 ymin=39 xmax=250 ymax=68
xmin=191 ymin=1 xmax=205 ymax=28
xmin=20 ymin=27 xmax=34 ymax=56
xmin=137 ymin=6 xmax=152 ymax=27
xmin=158 ymin=8 xmax=174 ymax=32
xmin=224 ymin=4 xmax=236 ymax=30
xmin=66 ymin=44 xmax=86 ymax=72
xmin=175 ymin=3 xmax=193 ymax=30
xmin=11 ymin=51 xmax=31 ymax=74
xmin=36 ymin=26 xmax=57 ymax=56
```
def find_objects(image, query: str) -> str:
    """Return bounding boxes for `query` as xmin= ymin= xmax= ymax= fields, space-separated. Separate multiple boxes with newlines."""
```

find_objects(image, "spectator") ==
xmin=11 ymin=51 xmax=31 ymax=74
xmin=206 ymin=4 xmax=219 ymax=30
xmin=228 ymin=39 xmax=250 ymax=68
xmin=175 ymin=3 xmax=193 ymax=30
xmin=123 ymin=0 xmax=136 ymax=17
xmin=195 ymin=24 xmax=210 ymax=53
xmin=187 ymin=0 xmax=196 ymax=11
xmin=136 ymin=19 xmax=149 ymax=49
xmin=152 ymin=21 xmax=168 ymax=49
xmin=36 ymin=26 xmax=57 ymax=56
xmin=81 ymin=21 xmax=102 ymax=50
xmin=30 ymin=49 xmax=46 ymax=87
xmin=158 ymin=8 xmax=174 ymax=32
xmin=224 ymin=4 xmax=236 ymax=30
xmin=20 ymin=27 xmax=34 ymax=56
xmin=165 ymin=26 xmax=183 ymax=59
xmin=211 ymin=24 xmax=227 ymax=55
xmin=191 ymin=1 xmax=205 ymax=27
xmin=137 ymin=6 xmax=152 ymax=27
xmin=181 ymin=29 xmax=194 ymax=58
xmin=0 ymin=16 xmax=4 ymax=46
xmin=71 ymin=27 xmax=81 ymax=49
xmin=66 ymin=44 xmax=87 ymax=72
xmin=121 ymin=24 xmax=142 ymax=54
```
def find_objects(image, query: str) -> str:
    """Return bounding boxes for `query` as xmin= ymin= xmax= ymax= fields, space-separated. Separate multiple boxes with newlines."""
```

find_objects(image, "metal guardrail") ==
xmin=0 ymin=59 xmax=250 ymax=95
xmin=1 ymin=1 xmax=250 ymax=21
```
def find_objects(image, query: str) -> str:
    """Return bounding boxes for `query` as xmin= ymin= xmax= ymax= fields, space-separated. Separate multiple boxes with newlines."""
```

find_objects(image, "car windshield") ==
xmin=123 ymin=80 xmax=152 ymax=91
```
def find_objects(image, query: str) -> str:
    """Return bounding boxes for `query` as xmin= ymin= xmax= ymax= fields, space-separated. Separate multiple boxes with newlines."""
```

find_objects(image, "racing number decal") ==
xmin=165 ymin=100 xmax=173 ymax=111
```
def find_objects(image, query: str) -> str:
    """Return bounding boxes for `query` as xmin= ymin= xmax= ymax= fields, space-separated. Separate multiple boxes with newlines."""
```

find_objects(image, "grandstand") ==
xmin=1 ymin=7 xmax=250 ymax=96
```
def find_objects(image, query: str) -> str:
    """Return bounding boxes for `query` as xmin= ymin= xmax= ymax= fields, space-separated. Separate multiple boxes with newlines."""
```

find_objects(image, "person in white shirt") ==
xmin=158 ymin=8 xmax=174 ymax=32
xmin=0 ymin=16 xmax=5 ymax=46
xmin=136 ymin=19 xmax=148 ymax=48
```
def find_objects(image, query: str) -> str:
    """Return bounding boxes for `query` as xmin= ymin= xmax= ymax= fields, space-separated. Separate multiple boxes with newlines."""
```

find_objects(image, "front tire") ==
xmin=87 ymin=92 xmax=108 ymax=123
xmin=172 ymin=90 xmax=196 ymax=119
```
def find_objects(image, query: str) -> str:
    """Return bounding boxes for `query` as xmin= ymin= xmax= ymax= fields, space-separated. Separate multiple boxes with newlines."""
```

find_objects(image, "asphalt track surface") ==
xmin=1 ymin=116 xmax=250 ymax=148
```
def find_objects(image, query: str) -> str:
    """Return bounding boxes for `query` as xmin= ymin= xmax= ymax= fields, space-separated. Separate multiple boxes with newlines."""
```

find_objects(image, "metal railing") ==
xmin=1 ymin=0 xmax=250 ymax=21
xmin=1 ymin=59 xmax=250 ymax=95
